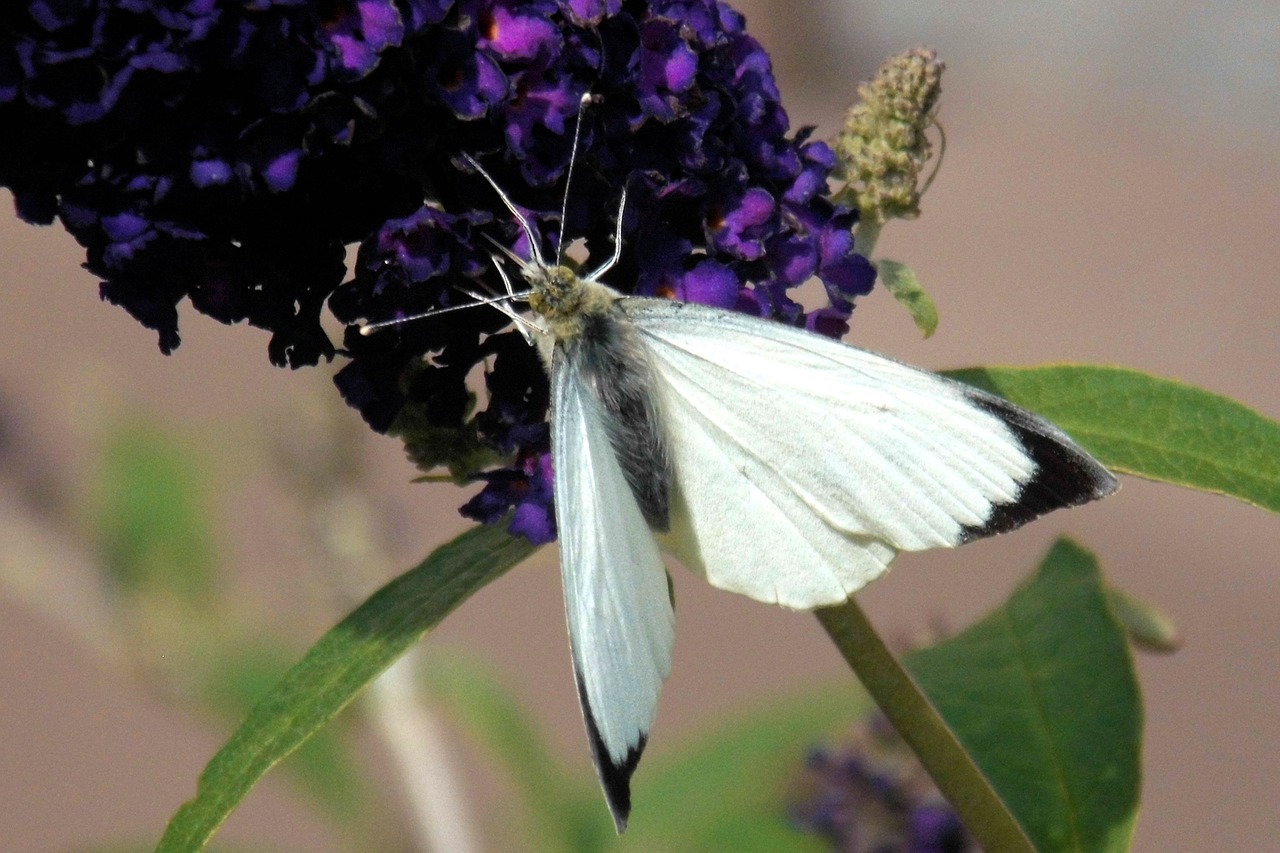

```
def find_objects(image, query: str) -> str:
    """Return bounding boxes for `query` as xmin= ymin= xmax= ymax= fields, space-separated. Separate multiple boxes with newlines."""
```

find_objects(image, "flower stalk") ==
xmin=815 ymin=599 xmax=1037 ymax=853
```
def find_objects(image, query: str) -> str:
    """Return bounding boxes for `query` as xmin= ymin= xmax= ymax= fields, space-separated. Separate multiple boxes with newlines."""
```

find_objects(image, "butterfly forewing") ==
xmin=550 ymin=347 xmax=675 ymax=832
xmin=622 ymin=298 xmax=1117 ymax=610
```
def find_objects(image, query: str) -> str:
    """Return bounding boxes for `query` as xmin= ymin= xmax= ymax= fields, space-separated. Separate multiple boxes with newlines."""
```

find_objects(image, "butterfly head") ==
xmin=525 ymin=260 xmax=618 ymax=343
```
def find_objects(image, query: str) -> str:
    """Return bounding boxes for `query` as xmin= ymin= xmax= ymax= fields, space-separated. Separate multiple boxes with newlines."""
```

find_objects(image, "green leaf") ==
xmin=613 ymin=687 xmax=865 ymax=853
xmin=199 ymin=639 xmax=369 ymax=824
xmin=1105 ymin=586 xmax=1182 ymax=654
xmin=945 ymin=365 xmax=1280 ymax=513
xmin=96 ymin=422 xmax=217 ymax=603
xmin=906 ymin=539 xmax=1142 ymax=853
xmin=155 ymin=523 xmax=537 ymax=853
xmin=817 ymin=602 xmax=1036 ymax=853
xmin=877 ymin=259 xmax=939 ymax=337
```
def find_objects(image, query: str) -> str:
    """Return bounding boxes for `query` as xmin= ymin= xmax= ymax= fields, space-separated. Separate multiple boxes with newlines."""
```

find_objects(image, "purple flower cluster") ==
xmin=1 ymin=0 xmax=426 ymax=365
xmin=790 ymin=714 xmax=972 ymax=853
xmin=2 ymin=0 xmax=875 ymax=543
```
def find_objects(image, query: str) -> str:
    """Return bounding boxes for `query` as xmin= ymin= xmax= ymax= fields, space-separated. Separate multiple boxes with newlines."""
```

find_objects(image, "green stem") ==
xmin=853 ymin=219 xmax=882 ymax=258
xmin=815 ymin=600 xmax=1037 ymax=853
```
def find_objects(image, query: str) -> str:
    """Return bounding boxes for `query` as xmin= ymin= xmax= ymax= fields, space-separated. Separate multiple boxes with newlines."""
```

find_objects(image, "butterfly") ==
xmin=364 ymin=136 xmax=1118 ymax=833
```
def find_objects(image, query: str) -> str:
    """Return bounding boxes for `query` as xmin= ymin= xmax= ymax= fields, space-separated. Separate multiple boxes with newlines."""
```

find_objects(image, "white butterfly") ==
xmin=366 ymin=147 xmax=1118 ymax=832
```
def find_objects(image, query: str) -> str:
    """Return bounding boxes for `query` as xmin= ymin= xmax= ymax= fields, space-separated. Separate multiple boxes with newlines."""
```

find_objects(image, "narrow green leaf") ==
xmin=199 ymin=639 xmax=369 ymax=823
xmin=96 ymin=422 xmax=217 ymax=603
xmin=155 ymin=523 xmax=537 ymax=853
xmin=945 ymin=365 xmax=1280 ymax=513
xmin=877 ymin=259 xmax=939 ymax=338
xmin=1105 ymin=586 xmax=1182 ymax=654
xmin=906 ymin=539 xmax=1142 ymax=853
xmin=614 ymin=687 xmax=864 ymax=852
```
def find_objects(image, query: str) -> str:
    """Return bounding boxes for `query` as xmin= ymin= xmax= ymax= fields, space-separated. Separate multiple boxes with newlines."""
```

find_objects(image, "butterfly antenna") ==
xmin=556 ymin=92 xmax=599 ymax=266
xmin=481 ymin=231 xmax=537 ymax=276
xmin=484 ymin=255 xmax=540 ymax=342
xmin=358 ymin=289 xmax=532 ymax=336
xmin=585 ymin=182 xmax=628 ymax=281
xmin=461 ymin=153 xmax=546 ymax=269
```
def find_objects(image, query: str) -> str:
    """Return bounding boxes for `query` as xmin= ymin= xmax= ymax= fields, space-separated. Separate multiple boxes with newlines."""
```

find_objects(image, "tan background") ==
xmin=1 ymin=1 xmax=1276 ymax=850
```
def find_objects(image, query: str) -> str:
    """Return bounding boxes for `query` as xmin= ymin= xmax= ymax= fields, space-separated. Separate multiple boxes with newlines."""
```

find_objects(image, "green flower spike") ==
xmin=836 ymin=47 xmax=945 ymax=243
xmin=835 ymin=48 xmax=945 ymax=336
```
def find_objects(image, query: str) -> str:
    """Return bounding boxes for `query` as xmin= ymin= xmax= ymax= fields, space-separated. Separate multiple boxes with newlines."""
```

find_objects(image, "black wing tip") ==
xmin=596 ymin=732 xmax=645 ymax=834
xmin=576 ymin=668 xmax=647 ymax=834
xmin=959 ymin=394 xmax=1119 ymax=544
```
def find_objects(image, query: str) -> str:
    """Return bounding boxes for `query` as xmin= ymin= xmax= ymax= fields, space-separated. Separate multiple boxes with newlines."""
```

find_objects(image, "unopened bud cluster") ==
xmin=835 ymin=48 xmax=945 ymax=228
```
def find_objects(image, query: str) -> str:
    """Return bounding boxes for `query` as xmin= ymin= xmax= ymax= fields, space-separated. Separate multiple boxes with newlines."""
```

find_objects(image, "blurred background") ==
xmin=1 ymin=0 xmax=1276 ymax=850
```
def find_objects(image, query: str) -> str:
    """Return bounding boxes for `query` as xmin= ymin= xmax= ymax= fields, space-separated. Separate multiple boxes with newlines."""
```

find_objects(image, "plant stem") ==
xmin=0 ymin=498 xmax=124 ymax=667
xmin=366 ymin=648 xmax=482 ymax=853
xmin=815 ymin=599 xmax=1037 ymax=853
xmin=313 ymin=485 xmax=485 ymax=853
xmin=854 ymin=219 xmax=882 ymax=258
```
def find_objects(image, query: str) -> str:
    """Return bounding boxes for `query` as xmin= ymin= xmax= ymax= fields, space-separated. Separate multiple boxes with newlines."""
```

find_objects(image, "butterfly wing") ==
xmin=621 ymin=299 xmax=1118 ymax=610
xmin=551 ymin=348 xmax=676 ymax=832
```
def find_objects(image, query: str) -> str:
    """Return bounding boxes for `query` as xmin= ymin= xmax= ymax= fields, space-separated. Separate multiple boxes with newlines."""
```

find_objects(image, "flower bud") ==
xmin=835 ymin=48 xmax=945 ymax=230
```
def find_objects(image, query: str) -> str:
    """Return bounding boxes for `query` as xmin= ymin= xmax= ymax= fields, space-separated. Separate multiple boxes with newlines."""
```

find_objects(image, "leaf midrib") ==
xmin=1000 ymin=593 xmax=1086 ymax=852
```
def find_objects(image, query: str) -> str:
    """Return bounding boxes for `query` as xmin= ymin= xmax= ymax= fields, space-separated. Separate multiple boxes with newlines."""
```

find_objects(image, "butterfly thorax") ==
xmin=527 ymin=264 xmax=620 ymax=344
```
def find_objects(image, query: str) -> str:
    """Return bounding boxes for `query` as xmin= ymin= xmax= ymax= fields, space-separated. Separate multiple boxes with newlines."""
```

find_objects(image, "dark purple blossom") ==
xmin=635 ymin=17 xmax=699 ymax=121
xmin=672 ymin=259 xmax=740 ymax=308
xmin=790 ymin=714 xmax=973 ymax=853
xmin=1 ymin=0 xmax=876 ymax=540
xmin=326 ymin=0 xmax=406 ymax=77
xmin=478 ymin=0 xmax=562 ymax=61
xmin=564 ymin=0 xmax=622 ymax=26
xmin=461 ymin=449 xmax=557 ymax=544
xmin=710 ymin=186 xmax=776 ymax=261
